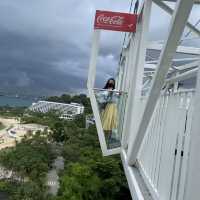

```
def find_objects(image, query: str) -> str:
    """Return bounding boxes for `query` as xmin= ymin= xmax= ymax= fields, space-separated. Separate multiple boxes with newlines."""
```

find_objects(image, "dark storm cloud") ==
xmin=0 ymin=0 xmax=199 ymax=95
xmin=0 ymin=0 xmax=132 ymax=95
xmin=0 ymin=28 xmax=88 ymax=94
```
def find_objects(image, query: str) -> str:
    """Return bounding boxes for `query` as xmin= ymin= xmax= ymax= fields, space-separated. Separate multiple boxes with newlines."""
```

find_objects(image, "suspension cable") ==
xmin=120 ymin=0 xmax=138 ymax=64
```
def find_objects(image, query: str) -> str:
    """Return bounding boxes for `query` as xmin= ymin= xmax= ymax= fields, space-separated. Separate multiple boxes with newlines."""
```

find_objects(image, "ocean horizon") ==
xmin=0 ymin=96 xmax=34 ymax=107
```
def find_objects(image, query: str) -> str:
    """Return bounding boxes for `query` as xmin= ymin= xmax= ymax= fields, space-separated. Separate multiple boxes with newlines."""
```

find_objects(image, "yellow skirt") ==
xmin=101 ymin=103 xmax=118 ymax=131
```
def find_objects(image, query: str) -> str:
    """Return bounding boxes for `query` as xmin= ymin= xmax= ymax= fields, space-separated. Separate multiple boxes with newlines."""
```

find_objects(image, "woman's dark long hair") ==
xmin=103 ymin=78 xmax=115 ymax=90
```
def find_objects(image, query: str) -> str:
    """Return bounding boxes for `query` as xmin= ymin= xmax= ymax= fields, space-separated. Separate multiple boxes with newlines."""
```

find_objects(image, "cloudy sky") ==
xmin=0 ymin=1 xmax=199 ymax=96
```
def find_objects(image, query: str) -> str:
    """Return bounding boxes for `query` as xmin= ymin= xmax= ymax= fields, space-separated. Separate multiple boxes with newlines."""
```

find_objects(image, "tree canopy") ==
xmin=0 ymin=94 xmax=131 ymax=200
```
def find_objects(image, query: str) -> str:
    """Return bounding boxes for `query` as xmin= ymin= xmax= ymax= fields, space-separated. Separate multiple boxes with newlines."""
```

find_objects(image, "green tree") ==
xmin=60 ymin=94 xmax=71 ymax=103
xmin=10 ymin=181 xmax=47 ymax=200
xmin=58 ymin=163 xmax=102 ymax=200
xmin=50 ymin=121 xmax=66 ymax=142
xmin=0 ymin=97 xmax=131 ymax=200
xmin=74 ymin=114 xmax=85 ymax=128
xmin=0 ymin=132 xmax=55 ymax=183
xmin=59 ymin=124 xmax=131 ymax=200
xmin=46 ymin=96 xmax=62 ymax=103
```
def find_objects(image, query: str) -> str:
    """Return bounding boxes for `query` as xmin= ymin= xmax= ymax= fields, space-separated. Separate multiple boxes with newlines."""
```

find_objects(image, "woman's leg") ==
xmin=104 ymin=130 xmax=112 ymax=149
xmin=110 ymin=129 xmax=121 ymax=148
xmin=105 ymin=130 xmax=121 ymax=149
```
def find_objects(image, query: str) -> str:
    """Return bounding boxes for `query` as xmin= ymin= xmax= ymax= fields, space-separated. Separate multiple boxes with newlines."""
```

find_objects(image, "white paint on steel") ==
xmin=137 ymin=91 xmax=195 ymax=199
xmin=87 ymin=30 xmax=107 ymax=155
xmin=148 ymin=43 xmax=200 ymax=55
xmin=127 ymin=0 xmax=195 ymax=165
xmin=165 ymin=68 xmax=198 ymax=84
xmin=87 ymin=30 xmax=121 ymax=156
xmin=146 ymin=57 xmax=200 ymax=64
xmin=163 ymin=0 xmax=200 ymax=3
xmin=153 ymin=0 xmax=200 ymax=38
xmin=184 ymin=60 xmax=200 ymax=200
xmin=174 ymin=60 xmax=199 ymax=71
xmin=87 ymin=30 xmax=100 ymax=89
xmin=122 ymin=0 xmax=153 ymax=148
xmin=121 ymin=150 xmax=145 ymax=200
xmin=177 ymin=92 xmax=194 ymax=200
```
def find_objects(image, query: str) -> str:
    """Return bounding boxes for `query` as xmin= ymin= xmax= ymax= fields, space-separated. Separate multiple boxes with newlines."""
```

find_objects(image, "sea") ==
xmin=0 ymin=96 xmax=34 ymax=107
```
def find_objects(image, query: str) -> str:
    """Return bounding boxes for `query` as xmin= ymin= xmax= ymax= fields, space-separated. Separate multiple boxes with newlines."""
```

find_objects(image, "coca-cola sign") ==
xmin=94 ymin=10 xmax=137 ymax=32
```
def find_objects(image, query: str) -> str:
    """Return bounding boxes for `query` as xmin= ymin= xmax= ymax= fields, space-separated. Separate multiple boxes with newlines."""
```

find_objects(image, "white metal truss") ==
xmin=146 ymin=57 xmax=200 ymax=64
xmin=87 ymin=0 xmax=200 ymax=199
xmin=143 ymin=60 xmax=199 ymax=82
xmin=148 ymin=42 xmax=200 ymax=55
xmin=121 ymin=0 xmax=153 ymax=149
xmin=153 ymin=0 xmax=200 ymax=38
xmin=163 ymin=0 xmax=200 ymax=3
xmin=127 ymin=0 xmax=196 ymax=165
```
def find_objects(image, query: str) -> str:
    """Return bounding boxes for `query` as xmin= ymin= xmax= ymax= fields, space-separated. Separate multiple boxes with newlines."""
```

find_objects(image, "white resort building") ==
xmin=29 ymin=101 xmax=84 ymax=120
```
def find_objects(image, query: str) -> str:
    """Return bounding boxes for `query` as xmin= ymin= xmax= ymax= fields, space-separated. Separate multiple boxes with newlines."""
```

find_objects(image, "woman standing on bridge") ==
xmin=100 ymin=78 xmax=120 ymax=148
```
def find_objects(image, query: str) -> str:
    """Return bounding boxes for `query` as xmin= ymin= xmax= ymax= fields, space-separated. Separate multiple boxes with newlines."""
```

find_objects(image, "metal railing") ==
xmin=137 ymin=90 xmax=194 ymax=199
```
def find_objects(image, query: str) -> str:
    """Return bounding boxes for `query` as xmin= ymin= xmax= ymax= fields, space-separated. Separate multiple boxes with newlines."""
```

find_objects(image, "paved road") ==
xmin=47 ymin=156 xmax=64 ymax=196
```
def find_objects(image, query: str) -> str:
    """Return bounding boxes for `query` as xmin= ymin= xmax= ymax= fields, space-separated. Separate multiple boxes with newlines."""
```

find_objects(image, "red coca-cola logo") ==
xmin=94 ymin=10 xmax=137 ymax=32
xmin=96 ymin=14 xmax=124 ymax=26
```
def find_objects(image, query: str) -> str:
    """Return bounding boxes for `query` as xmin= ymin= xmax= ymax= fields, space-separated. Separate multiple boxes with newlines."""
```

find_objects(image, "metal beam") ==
xmin=163 ymin=0 xmax=200 ymax=3
xmin=153 ymin=0 xmax=200 ymax=37
xmin=165 ymin=68 xmax=198 ymax=84
xmin=127 ymin=0 xmax=195 ymax=165
xmin=87 ymin=30 xmax=100 ymax=89
xmin=175 ymin=60 xmax=199 ymax=70
xmin=146 ymin=57 xmax=199 ymax=64
xmin=122 ymin=0 xmax=153 ymax=148
xmin=145 ymin=60 xmax=199 ymax=75
xmin=148 ymin=42 xmax=200 ymax=55
xmin=121 ymin=150 xmax=145 ymax=200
